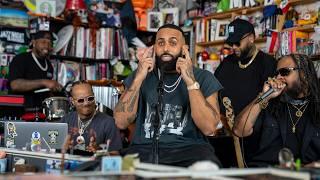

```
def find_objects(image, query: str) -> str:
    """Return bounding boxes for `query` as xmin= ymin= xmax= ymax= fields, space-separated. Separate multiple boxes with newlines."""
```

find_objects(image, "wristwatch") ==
xmin=187 ymin=82 xmax=200 ymax=90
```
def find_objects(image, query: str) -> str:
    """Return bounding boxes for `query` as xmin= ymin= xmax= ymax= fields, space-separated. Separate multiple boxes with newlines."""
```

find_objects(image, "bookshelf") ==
xmin=0 ymin=3 xmax=131 ymax=95
xmin=193 ymin=0 xmax=319 ymax=64
xmin=197 ymin=37 xmax=267 ymax=47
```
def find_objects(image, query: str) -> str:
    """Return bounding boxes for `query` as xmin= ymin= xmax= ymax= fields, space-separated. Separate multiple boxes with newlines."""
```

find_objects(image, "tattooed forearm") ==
xmin=128 ymin=90 xmax=139 ymax=112
xmin=115 ymin=87 xmax=139 ymax=113
xmin=114 ymin=101 xmax=125 ymax=112
xmin=127 ymin=115 xmax=136 ymax=124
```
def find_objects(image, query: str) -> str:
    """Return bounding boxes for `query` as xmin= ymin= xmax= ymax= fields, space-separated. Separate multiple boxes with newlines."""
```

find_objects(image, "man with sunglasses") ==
xmin=233 ymin=54 xmax=320 ymax=167
xmin=60 ymin=81 xmax=122 ymax=154
xmin=214 ymin=18 xmax=276 ymax=164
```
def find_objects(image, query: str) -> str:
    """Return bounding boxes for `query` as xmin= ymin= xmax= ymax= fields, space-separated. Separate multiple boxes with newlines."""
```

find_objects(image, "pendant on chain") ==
xmin=292 ymin=126 xmax=296 ymax=133
xmin=295 ymin=110 xmax=302 ymax=117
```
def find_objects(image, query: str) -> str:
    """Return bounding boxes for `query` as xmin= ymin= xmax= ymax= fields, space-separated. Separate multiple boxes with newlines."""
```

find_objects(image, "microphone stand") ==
xmin=152 ymin=68 xmax=164 ymax=164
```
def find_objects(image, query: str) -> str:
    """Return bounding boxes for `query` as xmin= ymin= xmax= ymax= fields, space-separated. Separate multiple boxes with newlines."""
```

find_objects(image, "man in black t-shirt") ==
xmin=8 ymin=31 xmax=62 ymax=110
xmin=214 ymin=19 xmax=276 ymax=164
xmin=114 ymin=24 xmax=222 ymax=167
xmin=233 ymin=54 xmax=320 ymax=167
xmin=61 ymin=81 xmax=122 ymax=154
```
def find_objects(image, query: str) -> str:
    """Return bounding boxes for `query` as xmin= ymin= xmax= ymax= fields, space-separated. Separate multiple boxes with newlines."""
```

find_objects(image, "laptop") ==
xmin=3 ymin=121 xmax=68 ymax=150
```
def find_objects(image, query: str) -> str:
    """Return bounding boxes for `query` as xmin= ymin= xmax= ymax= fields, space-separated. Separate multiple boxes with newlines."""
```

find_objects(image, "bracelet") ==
xmin=259 ymin=100 xmax=269 ymax=109
xmin=257 ymin=92 xmax=269 ymax=109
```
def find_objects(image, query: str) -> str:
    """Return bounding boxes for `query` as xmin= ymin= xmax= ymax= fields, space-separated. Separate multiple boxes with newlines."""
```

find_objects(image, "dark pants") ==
xmin=121 ymin=144 xmax=222 ymax=167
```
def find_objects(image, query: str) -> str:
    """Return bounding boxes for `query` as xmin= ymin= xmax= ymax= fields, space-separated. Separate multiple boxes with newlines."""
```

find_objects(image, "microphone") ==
xmin=255 ymin=88 xmax=275 ymax=104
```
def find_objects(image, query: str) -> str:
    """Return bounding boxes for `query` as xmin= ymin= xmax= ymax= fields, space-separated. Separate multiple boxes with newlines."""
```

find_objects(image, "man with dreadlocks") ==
xmin=233 ymin=54 xmax=320 ymax=167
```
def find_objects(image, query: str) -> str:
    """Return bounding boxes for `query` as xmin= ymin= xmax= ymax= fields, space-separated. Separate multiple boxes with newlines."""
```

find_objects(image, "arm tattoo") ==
xmin=114 ymin=101 xmax=125 ymax=112
xmin=128 ymin=90 xmax=139 ymax=112
xmin=114 ymin=88 xmax=139 ymax=113
xmin=127 ymin=115 xmax=136 ymax=124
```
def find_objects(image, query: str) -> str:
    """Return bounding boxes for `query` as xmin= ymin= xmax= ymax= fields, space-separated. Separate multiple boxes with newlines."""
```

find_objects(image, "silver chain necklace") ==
xmin=158 ymin=69 xmax=182 ymax=93
xmin=31 ymin=52 xmax=48 ymax=71
xmin=76 ymin=111 xmax=96 ymax=144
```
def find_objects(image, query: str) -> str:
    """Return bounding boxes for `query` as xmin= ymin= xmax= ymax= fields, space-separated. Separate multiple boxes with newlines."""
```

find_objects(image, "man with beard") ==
xmin=214 ymin=18 xmax=276 ymax=165
xmin=61 ymin=81 xmax=122 ymax=154
xmin=8 ymin=31 xmax=62 ymax=110
xmin=114 ymin=24 xmax=222 ymax=167
xmin=233 ymin=54 xmax=320 ymax=167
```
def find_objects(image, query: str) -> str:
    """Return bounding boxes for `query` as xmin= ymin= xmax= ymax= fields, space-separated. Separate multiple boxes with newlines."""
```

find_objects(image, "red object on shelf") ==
xmin=0 ymin=95 xmax=24 ymax=106
xmin=201 ymin=51 xmax=209 ymax=61
xmin=65 ymin=0 xmax=86 ymax=10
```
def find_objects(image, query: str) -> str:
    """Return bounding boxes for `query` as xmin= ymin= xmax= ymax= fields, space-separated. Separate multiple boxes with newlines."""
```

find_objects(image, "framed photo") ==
xmin=215 ymin=20 xmax=229 ymax=40
xmin=161 ymin=8 xmax=179 ymax=26
xmin=147 ymin=11 xmax=164 ymax=32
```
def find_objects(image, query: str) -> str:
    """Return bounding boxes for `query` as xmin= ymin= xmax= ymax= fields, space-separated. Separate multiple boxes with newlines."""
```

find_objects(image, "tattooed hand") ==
xmin=135 ymin=46 xmax=155 ymax=82
xmin=176 ymin=46 xmax=195 ymax=86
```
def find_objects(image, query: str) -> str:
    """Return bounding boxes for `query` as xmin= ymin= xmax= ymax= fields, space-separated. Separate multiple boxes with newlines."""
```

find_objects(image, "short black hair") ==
xmin=157 ymin=24 xmax=184 ymax=36
xmin=70 ymin=80 xmax=93 ymax=97
xmin=154 ymin=24 xmax=185 ymax=44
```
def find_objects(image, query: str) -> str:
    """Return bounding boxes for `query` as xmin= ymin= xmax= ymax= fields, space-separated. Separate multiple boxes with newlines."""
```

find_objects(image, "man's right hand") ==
xmin=261 ymin=77 xmax=286 ymax=101
xmin=42 ymin=79 xmax=63 ymax=92
xmin=135 ymin=46 xmax=155 ymax=82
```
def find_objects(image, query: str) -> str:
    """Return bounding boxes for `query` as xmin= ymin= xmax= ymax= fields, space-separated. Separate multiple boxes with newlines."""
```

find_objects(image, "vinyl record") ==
xmin=23 ymin=0 xmax=66 ymax=16
xmin=53 ymin=25 xmax=74 ymax=53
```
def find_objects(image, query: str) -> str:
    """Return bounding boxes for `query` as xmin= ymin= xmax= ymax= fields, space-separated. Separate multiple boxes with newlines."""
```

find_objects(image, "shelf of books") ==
xmin=55 ymin=27 xmax=129 ymax=61
xmin=197 ymin=37 xmax=267 ymax=47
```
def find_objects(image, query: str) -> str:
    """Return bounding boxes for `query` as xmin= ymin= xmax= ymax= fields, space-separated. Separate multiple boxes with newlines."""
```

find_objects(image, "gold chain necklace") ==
xmin=287 ymin=102 xmax=309 ymax=133
xmin=238 ymin=48 xmax=259 ymax=69
xmin=291 ymin=102 xmax=309 ymax=117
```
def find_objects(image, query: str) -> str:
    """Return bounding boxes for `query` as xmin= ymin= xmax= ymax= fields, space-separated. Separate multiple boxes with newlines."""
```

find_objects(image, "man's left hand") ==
xmin=176 ymin=46 xmax=195 ymax=86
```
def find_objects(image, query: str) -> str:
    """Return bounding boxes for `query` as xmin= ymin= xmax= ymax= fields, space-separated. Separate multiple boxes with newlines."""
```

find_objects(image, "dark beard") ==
xmin=285 ymin=80 xmax=302 ymax=99
xmin=240 ymin=45 xmax=252 ymax=60
xmin=35 ymin=48 xmax=49 ymax=59
xmin=155 ymin=51 xmax=182 ymax=73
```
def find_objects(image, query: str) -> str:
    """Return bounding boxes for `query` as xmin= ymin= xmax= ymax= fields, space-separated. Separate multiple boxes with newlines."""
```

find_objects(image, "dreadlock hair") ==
xmin=70 ymin=80 xmax=93 ymax=97
xmin=269 ymin=54 xmax=320 ymax=127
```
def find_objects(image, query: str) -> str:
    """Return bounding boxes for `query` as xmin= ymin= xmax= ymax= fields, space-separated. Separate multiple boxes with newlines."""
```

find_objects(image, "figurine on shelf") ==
xmin=297 ymin=10 xmax=318 ymax=25
xmin=90 ymin=0 xmax=122 ymax=27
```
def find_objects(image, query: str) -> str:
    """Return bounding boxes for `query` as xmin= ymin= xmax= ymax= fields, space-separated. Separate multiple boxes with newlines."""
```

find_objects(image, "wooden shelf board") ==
xmin=205 ymin=5 xmax=264 ymax=20
xmin=197 ymin=37 xmax=267 ymax=46
xmin=289 ymin=0 xmax=319 ymax=6
xmin=282 ymin=24 xmax=316 ymax=32
xmin=310 ymin=54 xmax=320 ymax=61
xmin=203 ymin=0 xmax=318 ymax=20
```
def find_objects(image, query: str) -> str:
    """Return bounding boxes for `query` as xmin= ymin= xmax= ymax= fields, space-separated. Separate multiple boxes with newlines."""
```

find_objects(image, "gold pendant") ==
xmin=295 ymin=110 xmax=302 ymax=117
xmin=292 ymin=126 xmax=296 ymax=133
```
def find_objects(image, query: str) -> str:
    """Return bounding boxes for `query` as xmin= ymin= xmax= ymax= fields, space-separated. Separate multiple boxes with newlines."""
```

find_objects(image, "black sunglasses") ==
xmin=276 ymin=67 xmax=300 ymax=77
xmin=74 ymin=96 xmax=95 ymax=104
xmin=227 ymin=33 xmax=252 ymax=47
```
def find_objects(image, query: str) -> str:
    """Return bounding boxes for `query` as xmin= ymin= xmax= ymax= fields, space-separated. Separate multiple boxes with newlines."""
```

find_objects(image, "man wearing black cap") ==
xmin=214 ymin=18 xmax=276 ymax=165
xmin=8 ymin=31 xmax=62 ymax=111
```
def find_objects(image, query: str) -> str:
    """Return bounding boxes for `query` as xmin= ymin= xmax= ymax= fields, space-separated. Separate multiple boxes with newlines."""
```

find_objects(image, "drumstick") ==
xmin=34 ymin=88 xmax=50 ymax=93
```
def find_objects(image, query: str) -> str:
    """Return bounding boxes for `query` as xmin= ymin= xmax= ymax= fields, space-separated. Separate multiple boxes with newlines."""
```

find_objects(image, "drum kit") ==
xmin=32 ymin=83 xmax=73 ymax=122
xmin=42 ymin=96 xmax=71 ymax=121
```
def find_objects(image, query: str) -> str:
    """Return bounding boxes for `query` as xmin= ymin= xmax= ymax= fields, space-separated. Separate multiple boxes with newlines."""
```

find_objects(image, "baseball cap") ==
xmin=225 ymin=18 xmax=255 ymax=45
xmin=32 ymin=31 xmax=55 ymax=41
